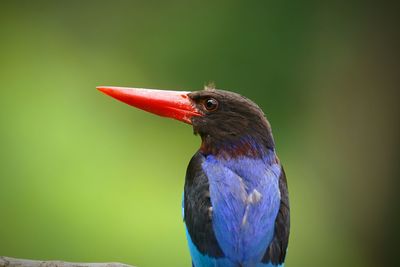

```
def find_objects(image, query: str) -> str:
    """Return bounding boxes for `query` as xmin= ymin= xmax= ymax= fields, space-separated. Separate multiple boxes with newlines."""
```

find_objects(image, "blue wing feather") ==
xmin=202 ymin=154 xmax=281 ymax=265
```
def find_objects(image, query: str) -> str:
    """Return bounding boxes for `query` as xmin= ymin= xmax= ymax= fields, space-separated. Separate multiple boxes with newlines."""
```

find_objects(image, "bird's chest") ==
xmin=202 ymin=155 xmax=281 ymax=265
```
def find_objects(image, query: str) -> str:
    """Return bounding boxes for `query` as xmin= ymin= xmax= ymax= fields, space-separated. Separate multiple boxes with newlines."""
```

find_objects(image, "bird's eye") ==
xmin=204 ymin=98 xmax=218 ymax=111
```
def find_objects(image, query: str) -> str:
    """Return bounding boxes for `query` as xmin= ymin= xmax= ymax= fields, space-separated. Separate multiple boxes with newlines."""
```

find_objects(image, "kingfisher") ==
xmin=97 ymin=85 xmax=290 ymax=267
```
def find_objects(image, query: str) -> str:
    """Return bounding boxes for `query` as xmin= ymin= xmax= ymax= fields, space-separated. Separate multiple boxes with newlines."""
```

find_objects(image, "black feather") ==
xmin=184 ymin=151 xmax=225 ymax=258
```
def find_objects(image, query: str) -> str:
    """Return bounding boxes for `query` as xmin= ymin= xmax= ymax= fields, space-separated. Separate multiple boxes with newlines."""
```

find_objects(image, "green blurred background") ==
xmin=0 ymin=1 xmax=398 ymax=266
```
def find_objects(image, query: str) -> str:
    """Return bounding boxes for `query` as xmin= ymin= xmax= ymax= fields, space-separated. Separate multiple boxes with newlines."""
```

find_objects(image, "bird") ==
xmin=97 ymin=84 xmax=290 ymax=267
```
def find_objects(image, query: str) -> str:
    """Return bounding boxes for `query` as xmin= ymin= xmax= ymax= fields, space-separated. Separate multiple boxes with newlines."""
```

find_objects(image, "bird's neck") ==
xmin=200 ymin=134 xmax=277 ymax=164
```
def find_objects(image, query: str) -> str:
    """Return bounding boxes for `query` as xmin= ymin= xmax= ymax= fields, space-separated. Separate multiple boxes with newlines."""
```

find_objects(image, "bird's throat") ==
xmin=200 ymin=135 xmax=276 ymax=161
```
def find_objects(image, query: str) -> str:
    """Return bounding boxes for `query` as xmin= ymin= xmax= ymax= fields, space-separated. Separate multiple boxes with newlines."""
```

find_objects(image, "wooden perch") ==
xmin=0 ymin=257 xmax=135 ymax=267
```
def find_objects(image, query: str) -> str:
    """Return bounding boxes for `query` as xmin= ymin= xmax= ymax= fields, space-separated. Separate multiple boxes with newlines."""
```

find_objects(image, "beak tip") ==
xmin=97 ymin=86 xmax=114 ymax=96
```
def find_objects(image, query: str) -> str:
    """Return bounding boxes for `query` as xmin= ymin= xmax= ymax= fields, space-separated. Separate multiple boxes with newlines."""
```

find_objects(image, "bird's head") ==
xmin=97 ymin=85 xmax=275 ymax=158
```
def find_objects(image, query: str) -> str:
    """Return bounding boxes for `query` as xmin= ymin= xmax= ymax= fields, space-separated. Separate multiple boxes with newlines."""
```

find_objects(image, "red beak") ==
xmin=97 ymin=86 xmax=202 ymax=124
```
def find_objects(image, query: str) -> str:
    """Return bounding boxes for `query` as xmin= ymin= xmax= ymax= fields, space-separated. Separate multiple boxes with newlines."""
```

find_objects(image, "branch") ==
xmin=0 ymin=257 xmax=135 ymax=267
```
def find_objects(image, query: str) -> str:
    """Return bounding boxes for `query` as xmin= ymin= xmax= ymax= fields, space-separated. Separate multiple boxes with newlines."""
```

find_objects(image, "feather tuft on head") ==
xmin=204 ymin=82 xmax=216 ymax=91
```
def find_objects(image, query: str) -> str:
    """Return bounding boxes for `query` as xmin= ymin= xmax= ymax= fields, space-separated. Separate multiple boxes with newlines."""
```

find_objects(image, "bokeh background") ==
xmin=0 ymin=1 xmax=398 ymax=267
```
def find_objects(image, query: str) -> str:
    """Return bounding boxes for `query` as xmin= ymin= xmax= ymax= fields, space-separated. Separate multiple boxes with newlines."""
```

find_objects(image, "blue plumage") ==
xmin=186 ymin=226 xmax=283 ymax=267
xmin=205 ymin=153 xmax=281 ymax=262
xmin=184 ymin=148 xmax=284 ymax=267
